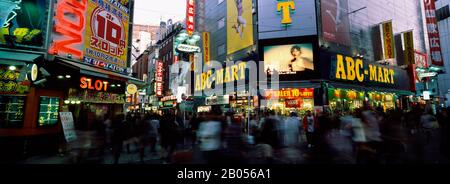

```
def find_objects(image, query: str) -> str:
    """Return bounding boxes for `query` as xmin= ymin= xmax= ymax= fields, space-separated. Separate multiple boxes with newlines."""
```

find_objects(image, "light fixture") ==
xmin=64 ymin=100 xmax=70 ymax=104
xmin=57 ymin=75 xmax=64 ymax=79
xmin=76 ymin=101 xmax=81 ymax=104
xmin=111 ymin=84 xmax=116 ymax=87
xmin=117 ymin=84 xmax=121 ymax=87
xmin=70 ymin=101 xmax=76 ymax=104
xmin=65 ymin=75 xmax=71 ymax=79
xmin=9 ymin=66 xmax=16 ymax=71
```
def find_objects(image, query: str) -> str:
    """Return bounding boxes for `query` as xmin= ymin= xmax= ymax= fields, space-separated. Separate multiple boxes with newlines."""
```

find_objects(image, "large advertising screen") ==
xmin=264 ymin=43 xmax=314 ymax=75
xmin=0 ymin=0 xmax=49 ymax=49
xmin=258 ymin=0 xmax=317 ymax=40
xmin=321 ymin=0 xmax=351 ymax=46
xmin=227 ymin=0 xmax=253 ymax=55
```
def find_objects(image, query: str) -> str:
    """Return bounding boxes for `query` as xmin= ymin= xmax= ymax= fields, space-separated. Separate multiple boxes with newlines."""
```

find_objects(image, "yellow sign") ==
xmin=127 ymin=84 xmax=138 ymax=95
xmin=84 ymin=0 xmax=130 ymax=73
xmin=227 ymin=0 xmax=254 ymax=55
xmin=203 ymin=32 xmax=210 ymax=64
xmin=335 ymin=54 xmax=395 ymax=84
xmin=195 ymin=62 xmax=247 ymax=91
xmin=382 ymin=21 xmax=395 ymax=59
xmin=277 ymin=0 xmax=295 ymax=25
xmin=403 ymin=31 xmax=415 ymax=65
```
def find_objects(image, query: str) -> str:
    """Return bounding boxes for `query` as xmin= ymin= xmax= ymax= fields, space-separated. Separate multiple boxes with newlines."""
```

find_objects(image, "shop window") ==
xmin=37 ymin=96 xmax=60 ymax=127
xmin=0 ymin=95 xmax=26 ymax=128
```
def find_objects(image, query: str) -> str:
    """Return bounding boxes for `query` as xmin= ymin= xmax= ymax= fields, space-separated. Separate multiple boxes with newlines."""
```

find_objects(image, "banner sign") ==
xmin=382 ymin=21 xmax=395 ymax=59
xmin=186 ymin=0 xmax=195 ymax=36
xmin=156 ymin=61 xmax=163 ymax=97
xmin=423 ymin=0 xmax=444 ymax=66
xmin=265 ymin=88 xmax=314 ymax=100
xmin=403 ymin=31 xmax=415 ymax=65
xmin=203 ymin=32 xmax=210 ymax=63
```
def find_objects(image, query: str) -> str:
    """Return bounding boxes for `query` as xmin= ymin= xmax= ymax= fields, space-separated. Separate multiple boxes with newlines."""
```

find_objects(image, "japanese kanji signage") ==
xmin=424 ymin=0 xmax=444 ymax=66
xmin=156 ymin=61 xmax=163 ymax=97
xmin=186 ymin=0 xmax=195 ymax=36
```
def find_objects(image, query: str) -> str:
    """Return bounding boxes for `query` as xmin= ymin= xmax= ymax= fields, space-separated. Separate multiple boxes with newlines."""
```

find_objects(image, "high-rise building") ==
xmin=436 ymin=0 xmax=450 ymax=107
xmin=192 ymin=0 xmax=430 ymax=114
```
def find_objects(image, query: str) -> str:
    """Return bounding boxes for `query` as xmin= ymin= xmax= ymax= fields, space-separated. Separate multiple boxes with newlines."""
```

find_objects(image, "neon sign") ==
xmin=186 ymin=0 xmax=195 ymax=35
xmin=156 ymin=61 xmax=163 ymax=97
xmin=48 ymin=0 xmax=87 ymax=58
xmin=80 ymin=77 xmax=109 ymax=92
xmin=277 ymin=0 xmax=295 ymax=25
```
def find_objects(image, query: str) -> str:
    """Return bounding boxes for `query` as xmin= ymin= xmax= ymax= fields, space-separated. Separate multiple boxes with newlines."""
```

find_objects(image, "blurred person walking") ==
xmin=303 ymin=110 xmax=319 ymax=148
xmin=197 ymin=107 xmax=225 ymax=164
xmin=111 ymin=114 xmax=127 ymax=164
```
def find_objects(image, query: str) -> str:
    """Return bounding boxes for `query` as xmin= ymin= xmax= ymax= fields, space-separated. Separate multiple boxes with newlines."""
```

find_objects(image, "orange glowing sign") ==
xmin=265 ymin=88 xmax=314 ymax=99
xmin=80 ymin=77 xmax=109 ymax=92
xmin=48 ymin=0 xmax=87 ymax=58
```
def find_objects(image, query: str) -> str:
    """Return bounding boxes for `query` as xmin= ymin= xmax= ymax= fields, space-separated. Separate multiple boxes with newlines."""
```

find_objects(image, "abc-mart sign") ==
xmin=48 ymin=0 xmax=130 ymax=74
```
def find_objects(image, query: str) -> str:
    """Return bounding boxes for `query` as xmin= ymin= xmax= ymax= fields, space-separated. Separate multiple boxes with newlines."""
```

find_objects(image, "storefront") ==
xmin=160 ymin=95 xmax=177 ymax=112
xmin=323 ymin=52 xmax=414 ymax=112
xmin=262 ymin=88 xmax=315 ymax=116
xmin=327 ymin=88 xmax=398 ymax=112
xmin=41 ymin=57 xmax=143 ymax=131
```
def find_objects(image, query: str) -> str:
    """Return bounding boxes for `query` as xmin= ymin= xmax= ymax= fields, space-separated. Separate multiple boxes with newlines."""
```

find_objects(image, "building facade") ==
xmin=189 ymin=0 xmax=433 ymax=116
xmin=0 ymin=0 xmax=143 ymax=162
xmin=437 ymin=0 xmax=450 ymax=107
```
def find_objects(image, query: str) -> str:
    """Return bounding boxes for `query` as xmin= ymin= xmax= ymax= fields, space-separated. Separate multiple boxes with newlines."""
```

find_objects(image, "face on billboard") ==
xmin=258 ymin=0 xmax=317 ymax=40
xmin=227 ymin=0 xmax=253 ymax=55
xmin=0 ymin=0 xmax=48 ymax=48
xmin=264 ymin=43 xmax=314 ymax=75
xmin=321 ymin=0 xmax=351 ymax=46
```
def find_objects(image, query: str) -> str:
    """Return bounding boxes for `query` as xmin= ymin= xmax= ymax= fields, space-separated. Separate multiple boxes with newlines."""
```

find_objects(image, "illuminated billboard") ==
xmin=0 ymin=0 xmax=49 ymax=49
xmin=263 ymin=43 xmax=314 ymax=75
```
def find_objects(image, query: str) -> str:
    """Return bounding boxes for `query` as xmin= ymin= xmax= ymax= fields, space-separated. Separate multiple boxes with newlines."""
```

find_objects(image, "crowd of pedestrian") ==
xmin=67 ymin=104 xmax=450 ymax=164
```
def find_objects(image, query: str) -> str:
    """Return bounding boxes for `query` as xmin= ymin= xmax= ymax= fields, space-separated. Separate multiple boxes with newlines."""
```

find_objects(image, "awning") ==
xmin=328 ymin=82 xmax=414 ymax=96
xmin=271 ymin=81 xmax=322 ymax=89
xmin=57 ymin=58 xmax=146 ymax=85
xmin=0 ymin=50 xmax=43 ymax=65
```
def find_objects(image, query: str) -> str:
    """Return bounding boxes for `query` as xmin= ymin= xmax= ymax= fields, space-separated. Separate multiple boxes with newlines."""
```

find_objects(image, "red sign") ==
xmin=156 ymin=61 xmax=164 ymax=97
xmin=285 ymin=99 xmax=303 ymax=108
xmin=48 ymin=0 xmax=87 ymax=58
xmin=424 ymin=0 xmax=444 ymax=66
xmin=186 ymin=0 xmax=195 ymax=36
xmin=321 ymin=0 xmax=351 ymax=46
xmin=80 ymin=77 xmax=109 ymax=92
xmin=265 ymin=88 xmax=314 ymax=100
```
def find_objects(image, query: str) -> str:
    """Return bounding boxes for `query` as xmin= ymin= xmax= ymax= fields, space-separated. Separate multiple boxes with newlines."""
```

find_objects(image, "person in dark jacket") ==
xmin=111 ymin=114 xmax=126 ymax=164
